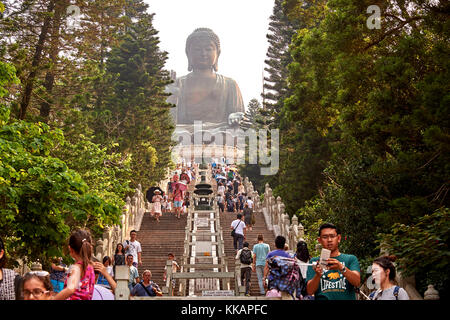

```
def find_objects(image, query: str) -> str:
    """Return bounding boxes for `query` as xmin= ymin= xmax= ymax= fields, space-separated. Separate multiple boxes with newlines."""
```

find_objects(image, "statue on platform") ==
xmin=166 ymin=28 xmax=245 ymax=132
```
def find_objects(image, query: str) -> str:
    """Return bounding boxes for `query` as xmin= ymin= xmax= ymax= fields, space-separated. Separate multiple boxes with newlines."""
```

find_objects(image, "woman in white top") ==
xmin=370 ymin=256 xmax=409 ymax=300
xmin=152 ymin=190 xmax=163 ymax=222
xmin=217 ymin=183 xmax=225 ymax=196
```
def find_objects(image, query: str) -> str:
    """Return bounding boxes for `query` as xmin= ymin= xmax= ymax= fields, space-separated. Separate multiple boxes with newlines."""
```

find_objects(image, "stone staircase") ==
xmin=220 ymin=207 xmax=276 ymax=296
xmin=138 ymin=211 xmax=188 ymax=294
xmin=137 ymin=172 xmax=276 ymax=297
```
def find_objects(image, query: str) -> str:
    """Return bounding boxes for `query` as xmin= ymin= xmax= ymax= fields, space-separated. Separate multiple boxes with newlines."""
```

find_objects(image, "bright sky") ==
xmin=145 ymin=0 xmax=275 ymax=109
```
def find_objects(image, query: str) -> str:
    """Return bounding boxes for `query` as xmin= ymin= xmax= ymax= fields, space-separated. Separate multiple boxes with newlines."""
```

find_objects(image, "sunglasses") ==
xmin=26 ymin=271 xmax=50 ymax=277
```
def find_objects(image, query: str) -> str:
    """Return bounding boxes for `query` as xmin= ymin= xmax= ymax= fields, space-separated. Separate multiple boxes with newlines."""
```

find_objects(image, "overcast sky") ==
xmin=145 ymin=0 xmax=275 ymax=108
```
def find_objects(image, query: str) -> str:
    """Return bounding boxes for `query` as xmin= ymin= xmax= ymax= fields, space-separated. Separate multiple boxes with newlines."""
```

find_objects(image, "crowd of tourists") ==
xmin=229 ymin=222 xmax=410 ymax=300
xmin=213 ymin=161 xmax=255 ymax=230
xmin=0 ymin=158 xmax=410 ymax=301
xmin=146 ymin=164 xmax=196 ymax=221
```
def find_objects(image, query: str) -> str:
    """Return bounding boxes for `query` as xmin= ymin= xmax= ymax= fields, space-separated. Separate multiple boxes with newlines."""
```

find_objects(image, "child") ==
xmin=54 ymin=229 xmax=95 ymax=300
xmin=163 ymin=253 xmax=180 ymax=296
xmin=22 ymin=271 xmax=54 ymax=300
xmin=161 ymin=192 xmax=168 ymax=213
xmin=49 ymin=257 xmax=67 ymax=293
xmin=95 ymin=256 xmax=114 ymax=289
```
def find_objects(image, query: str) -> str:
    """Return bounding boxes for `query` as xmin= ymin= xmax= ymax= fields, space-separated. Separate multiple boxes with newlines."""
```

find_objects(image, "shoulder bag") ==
xmin=231 ymin=220 xmax=241 ymax=237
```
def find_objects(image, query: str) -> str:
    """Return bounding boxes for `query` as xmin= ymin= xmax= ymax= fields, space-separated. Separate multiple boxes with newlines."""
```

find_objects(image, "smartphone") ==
xmin=319 ymin=248 xmax=331 ymax=270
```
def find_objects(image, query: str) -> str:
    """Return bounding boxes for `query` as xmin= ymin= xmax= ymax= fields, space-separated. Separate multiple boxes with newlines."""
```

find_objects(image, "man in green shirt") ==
xmin=306 ymin=223 xmax=360 ymax=300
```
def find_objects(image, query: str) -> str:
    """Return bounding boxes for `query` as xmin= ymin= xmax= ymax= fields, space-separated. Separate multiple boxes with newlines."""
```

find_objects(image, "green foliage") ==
xmin=380 ymin=208 xmax=450 ymax=277
xmin=276 ymin=0 xmax=450 ymax=294
xmin=380 ymin=208 xmax=450 ymax=297
xmin=0 ymin=107 xmax=122 ymax=263
xmin=53 ymin=132 xmax=133 ymax=214
xmin=0 ymin=0 xmax=175 ymax=267
xmin=0 ymin=60 xmax=121 ymax=264
xmin=91 ymin=0 xmax=175 ymax=189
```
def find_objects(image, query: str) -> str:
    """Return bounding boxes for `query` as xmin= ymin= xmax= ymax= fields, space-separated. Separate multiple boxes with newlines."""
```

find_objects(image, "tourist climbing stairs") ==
xmin=219 ymin=197 xmax=276 ymax=296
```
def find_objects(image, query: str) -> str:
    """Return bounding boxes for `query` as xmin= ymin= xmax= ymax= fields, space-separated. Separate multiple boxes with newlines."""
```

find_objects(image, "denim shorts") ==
xmin=174 ymin=201 xmax=183 ymax=208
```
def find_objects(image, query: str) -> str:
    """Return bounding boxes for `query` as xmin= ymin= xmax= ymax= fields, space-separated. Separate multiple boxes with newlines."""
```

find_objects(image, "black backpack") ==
xmin=240 ymin=248 xmax=253 ymax=265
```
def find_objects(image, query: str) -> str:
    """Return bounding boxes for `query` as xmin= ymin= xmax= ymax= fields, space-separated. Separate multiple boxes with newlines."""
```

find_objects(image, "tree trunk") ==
xmin=18 ymin=0 xmax=55 ymax=120
xmin=39 ymin=1 xmax=65 ymax=121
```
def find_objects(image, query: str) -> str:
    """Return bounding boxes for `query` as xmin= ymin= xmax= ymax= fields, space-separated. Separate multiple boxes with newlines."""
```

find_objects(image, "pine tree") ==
xmin=240 ymin=98 xmax=264 ymax=130
xmin=261 ymin=0 xmax=300 ymax=129
xmin=93 ymin=0 xmax=174 ymax=189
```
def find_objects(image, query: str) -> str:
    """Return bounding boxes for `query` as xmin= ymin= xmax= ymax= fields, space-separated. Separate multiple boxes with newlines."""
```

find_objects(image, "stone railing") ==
xmin=94 ymin=184 xmax=147 ymax=261
xmin=94 ymin=171 xmax=171 ymax=261
xmin=242 ymin=178 xmax=304 ymax=251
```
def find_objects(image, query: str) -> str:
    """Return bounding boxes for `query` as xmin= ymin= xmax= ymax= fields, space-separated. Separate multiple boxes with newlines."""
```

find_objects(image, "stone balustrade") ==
xmin=242 ymin=178 xmax=304 ymax=251
xmin=95 ymin=172 xmax=171 ymax=261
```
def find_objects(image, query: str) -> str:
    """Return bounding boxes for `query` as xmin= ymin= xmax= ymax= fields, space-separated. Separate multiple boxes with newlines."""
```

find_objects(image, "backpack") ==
xmin=240 ymin=248 xmax=253 ymax=265
xmin=369 ymin=286 xmax=400 ymax=300
xmin=267 ymin=256 xmax=305 ymax=298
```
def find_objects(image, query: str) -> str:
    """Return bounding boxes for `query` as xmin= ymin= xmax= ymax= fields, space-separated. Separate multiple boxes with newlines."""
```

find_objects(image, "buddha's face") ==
xmin=188 ymin=39 xmax=218 ymax=71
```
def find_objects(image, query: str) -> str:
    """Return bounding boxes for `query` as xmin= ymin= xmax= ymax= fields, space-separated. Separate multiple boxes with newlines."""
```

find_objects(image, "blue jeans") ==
xmin=233 ymin=234 xmax=244 ymax=250
xmin=255 ymin=265 xmax=265 ymax=294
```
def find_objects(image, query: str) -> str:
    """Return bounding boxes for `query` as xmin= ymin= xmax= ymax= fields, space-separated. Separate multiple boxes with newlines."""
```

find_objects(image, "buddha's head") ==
xmin=186 ymin=28 xmax=221 ymax=72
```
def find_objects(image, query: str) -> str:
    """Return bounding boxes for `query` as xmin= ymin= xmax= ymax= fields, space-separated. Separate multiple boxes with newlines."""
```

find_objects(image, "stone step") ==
xmin=136 ymin=172 xmax=276 ymax=297
xmin=220 ymin=208 xmax=276 ymax=296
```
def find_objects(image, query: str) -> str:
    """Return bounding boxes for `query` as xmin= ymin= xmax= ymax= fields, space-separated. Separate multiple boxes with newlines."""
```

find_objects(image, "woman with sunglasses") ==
xmin=22 ymin=271 xmax=53 ymax=300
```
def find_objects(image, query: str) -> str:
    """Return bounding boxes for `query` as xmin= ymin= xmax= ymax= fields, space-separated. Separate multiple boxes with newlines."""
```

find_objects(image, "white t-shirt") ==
xmin=231 ymin=219 xmax=246 ymax=236
xmin=246 ymin=199 xmax=254 ymax=209
xmin=123 ymin=239 xmax=142 ymax=264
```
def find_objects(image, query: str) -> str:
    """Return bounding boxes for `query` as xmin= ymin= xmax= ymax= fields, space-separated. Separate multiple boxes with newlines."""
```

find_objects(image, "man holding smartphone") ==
xmin=306 ymin=223 xmax=360 ymax=300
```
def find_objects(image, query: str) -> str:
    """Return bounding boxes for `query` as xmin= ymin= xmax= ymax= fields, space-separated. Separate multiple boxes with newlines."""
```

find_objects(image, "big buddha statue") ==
xmin=167 ymin=28 xmax=245 ymax=133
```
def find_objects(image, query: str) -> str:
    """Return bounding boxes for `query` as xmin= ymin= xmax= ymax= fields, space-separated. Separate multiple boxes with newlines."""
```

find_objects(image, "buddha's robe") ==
xmin=168 ymin=73 xmax=244 ymax=127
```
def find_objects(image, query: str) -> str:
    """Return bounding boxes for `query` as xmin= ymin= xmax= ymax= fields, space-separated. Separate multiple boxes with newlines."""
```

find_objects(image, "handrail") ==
xmin=242 ymin=178 xmax=304 ymax=251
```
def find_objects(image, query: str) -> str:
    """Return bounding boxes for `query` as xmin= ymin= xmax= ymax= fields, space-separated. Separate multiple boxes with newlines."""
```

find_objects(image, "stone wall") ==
xmin=242 ymin=178 xmax=304 ymax=251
